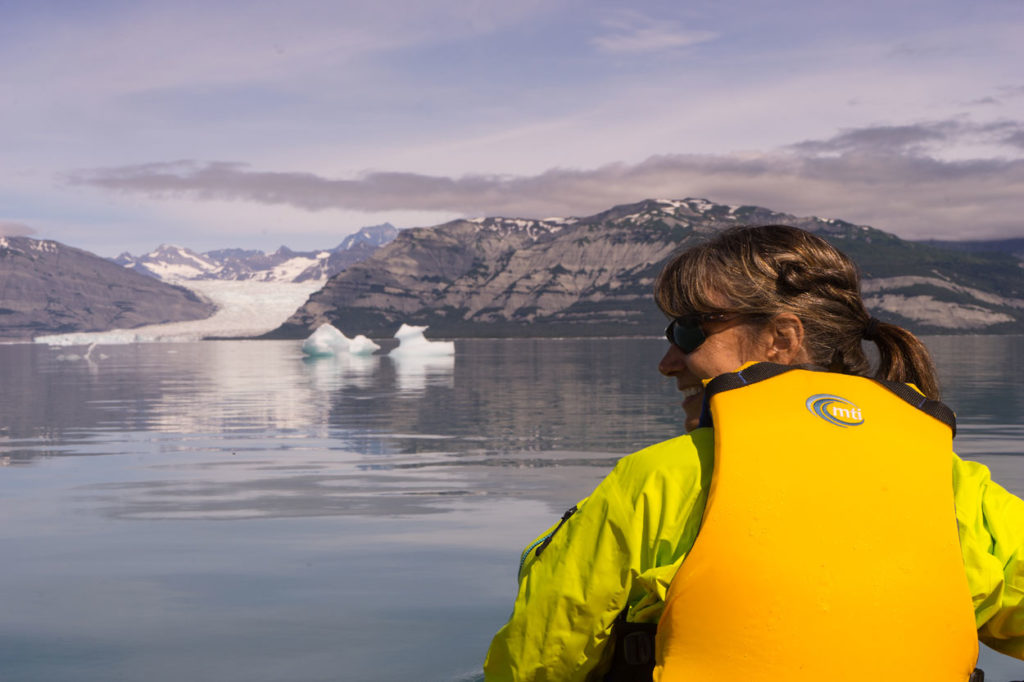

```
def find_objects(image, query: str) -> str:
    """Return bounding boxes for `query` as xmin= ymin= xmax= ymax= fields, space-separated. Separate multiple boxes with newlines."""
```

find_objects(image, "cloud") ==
xmin=0 ymin=221 xmax=37 ymax=237
xmin=591 ymin=13 xmax=717 ymax=54
xmin=997 ymin=84 xmax=1024 ymax=98
xmin=886 ymin=43 xmax=963 ymax=60
xmin=1005 ymin=130 xmax=1024 ymax=149
xmin=67 ymin=118 xmax=1024 ymax=240
xmin=789 ymin=120 xmax=1024 ymax=154
xmin=0 ymin=1 xmax=559 ymax=107
xmin=789 ymin=123 xmax=957 ymax=154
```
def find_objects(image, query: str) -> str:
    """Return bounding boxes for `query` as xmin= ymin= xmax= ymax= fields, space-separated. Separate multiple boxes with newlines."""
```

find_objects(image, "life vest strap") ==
xmin=698 ymin=362 xmax=956 ymax=436
xmin=602 ymin=609 xmax=656 ymax=682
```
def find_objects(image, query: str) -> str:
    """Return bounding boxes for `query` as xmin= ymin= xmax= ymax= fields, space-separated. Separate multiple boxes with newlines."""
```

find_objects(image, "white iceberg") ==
xmin=301 ymin=323 xmax=380 ymax=357
xmin=347 ymin=334 xmax=380 ymax=356
xmin=301 ymin=324 xmax=349 ymax=357
xmin=388 ymin=324 xmax=454 ymax=357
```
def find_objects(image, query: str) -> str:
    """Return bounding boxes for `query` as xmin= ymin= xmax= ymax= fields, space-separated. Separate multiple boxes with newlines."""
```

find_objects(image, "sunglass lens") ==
xmin=667 ymin=317 xmax=706 ymax=353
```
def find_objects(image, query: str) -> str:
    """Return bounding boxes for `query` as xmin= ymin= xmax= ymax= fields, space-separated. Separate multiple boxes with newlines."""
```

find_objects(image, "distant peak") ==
xmin=337 ymin=223 xmax=400 ymax=251
xmin=148 ymin=244 xmax=191 ymax=256
xmin=647 ymin=197 xmax=717 ymax=212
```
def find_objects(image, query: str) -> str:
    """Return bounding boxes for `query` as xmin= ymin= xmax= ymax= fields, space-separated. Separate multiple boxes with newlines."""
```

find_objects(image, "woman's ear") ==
xmin=762 ymin=313 xmax=810 ymax=365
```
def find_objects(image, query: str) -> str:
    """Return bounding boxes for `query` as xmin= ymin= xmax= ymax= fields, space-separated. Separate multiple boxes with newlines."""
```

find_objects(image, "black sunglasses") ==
xmin=664 ymin=312 xmax=762 ymax=354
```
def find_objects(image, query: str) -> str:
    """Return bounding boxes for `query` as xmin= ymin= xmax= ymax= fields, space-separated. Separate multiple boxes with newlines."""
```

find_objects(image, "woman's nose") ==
xmin=659 ymin=343 xmax=686 ymax=376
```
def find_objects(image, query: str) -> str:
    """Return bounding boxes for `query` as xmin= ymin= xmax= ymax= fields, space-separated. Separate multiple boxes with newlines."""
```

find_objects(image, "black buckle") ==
xmin=621 ymin=630 xmax=653 ymax=666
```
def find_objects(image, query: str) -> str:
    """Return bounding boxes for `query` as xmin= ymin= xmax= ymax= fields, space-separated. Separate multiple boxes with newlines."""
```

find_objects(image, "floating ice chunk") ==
xmin=347 ymin=334 xmax=380 ymax=356
xmin=388 ymin=324 xmax=454 ymax=357
xmin=302 ymin=324 xmax=380 ymax=357
xmin=55 ymin=353 xmax=84 ymax=362
xmin=36 ymin=331 xmax=148 ymax=346
xmin=301 ymin=324 xmax=350 ymax=357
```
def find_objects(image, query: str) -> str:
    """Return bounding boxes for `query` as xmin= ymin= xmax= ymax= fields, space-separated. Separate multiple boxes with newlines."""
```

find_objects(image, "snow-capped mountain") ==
xmin=113 ymin=223 xmax=398 ymax=283
xmin=266 ymin=198 xmax=1024 ymax=339
xmin=337 ymin=223 xmax=399 ymax=251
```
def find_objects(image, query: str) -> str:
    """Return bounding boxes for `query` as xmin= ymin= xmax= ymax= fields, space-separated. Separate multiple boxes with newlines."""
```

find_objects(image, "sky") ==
xmin=2 ymin=0 xmax=1024 ymax=257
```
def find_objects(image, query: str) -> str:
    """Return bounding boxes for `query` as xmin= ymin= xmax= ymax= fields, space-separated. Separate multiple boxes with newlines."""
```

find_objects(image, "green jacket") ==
xmin=483 ymin=429 xmax=1024 ymax=681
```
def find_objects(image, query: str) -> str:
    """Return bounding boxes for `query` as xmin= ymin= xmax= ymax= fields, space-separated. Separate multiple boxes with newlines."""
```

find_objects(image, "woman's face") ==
xmin=658 ymin=318 xmax=770 ymax=432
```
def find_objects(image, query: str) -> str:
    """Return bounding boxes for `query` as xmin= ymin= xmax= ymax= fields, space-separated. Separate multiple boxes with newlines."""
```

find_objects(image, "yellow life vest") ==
xmin=654 ymin=363 xmax=979 ymax=682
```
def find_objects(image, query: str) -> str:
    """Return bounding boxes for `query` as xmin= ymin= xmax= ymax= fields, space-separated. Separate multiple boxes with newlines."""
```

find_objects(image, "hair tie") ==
xmin=863 ymin=317 xmax=881 ymax=341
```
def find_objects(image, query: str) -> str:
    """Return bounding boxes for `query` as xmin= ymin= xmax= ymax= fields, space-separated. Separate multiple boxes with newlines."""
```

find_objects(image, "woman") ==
xmin=483 ymin=225 xmax=1024 ymax=681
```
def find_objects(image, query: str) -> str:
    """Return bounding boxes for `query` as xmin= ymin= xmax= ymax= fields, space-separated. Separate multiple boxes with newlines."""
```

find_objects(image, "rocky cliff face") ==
xmin=816 ymin=223 xmax=1024 ymax=332
xmin=265 ymin=198 xmax=1024 ymax=339
xmin=0 ymin=236 xmax=216 ymax=340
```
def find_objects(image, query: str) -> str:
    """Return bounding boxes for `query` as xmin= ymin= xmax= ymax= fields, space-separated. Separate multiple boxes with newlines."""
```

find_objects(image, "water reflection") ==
xmin=1 ymin=336 xmax=1020 ymax=472
xmin=926 ymin=334 xmax=1024 ymax=424
xmin=1 ymin=336 xmax=1022 ymax=681
xmin=301 ymin=352 xmax=379 ymax=392
xmin=388 ymin=353 xmax=456 ymax=392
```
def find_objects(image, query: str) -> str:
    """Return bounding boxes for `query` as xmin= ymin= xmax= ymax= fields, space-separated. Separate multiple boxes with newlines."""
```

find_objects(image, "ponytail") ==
xmin=863 ymin=318 xmax=941 ymax=400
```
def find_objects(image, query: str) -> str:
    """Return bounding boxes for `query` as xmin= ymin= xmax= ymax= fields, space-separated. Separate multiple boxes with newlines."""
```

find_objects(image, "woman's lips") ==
xmin=680 ymin=385 xmax=703 ymax=411
xmin=679 ymin=385 xmax=702 ymax=399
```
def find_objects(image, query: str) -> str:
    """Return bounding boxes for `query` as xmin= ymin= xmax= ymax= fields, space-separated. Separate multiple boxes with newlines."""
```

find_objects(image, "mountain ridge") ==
xmin=0 ymin=236 xmax=216 ymax=340
xmin=263 ymin=198 xmax=1023 ymax=339
xmin=113 ymin=223 xmax=398 ymax=283
xmin=914 ymin=238 xmax=1024 ymax=262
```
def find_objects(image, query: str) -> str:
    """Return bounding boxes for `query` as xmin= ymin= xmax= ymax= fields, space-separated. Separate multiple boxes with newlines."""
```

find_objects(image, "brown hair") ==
xmin=654 ymin=225 xmax=941 ymax=399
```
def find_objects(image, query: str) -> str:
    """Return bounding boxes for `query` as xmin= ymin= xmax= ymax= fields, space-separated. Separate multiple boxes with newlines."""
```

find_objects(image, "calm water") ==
xmin=0 ymin=337 xmax=1021 ymax=681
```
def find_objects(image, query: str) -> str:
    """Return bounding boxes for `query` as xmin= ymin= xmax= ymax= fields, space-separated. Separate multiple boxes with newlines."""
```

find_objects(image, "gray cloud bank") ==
xmin=68 ymin=119 xmax=1024 ymax=240
xmin=0 ymin=221 xmax=37 ymax=237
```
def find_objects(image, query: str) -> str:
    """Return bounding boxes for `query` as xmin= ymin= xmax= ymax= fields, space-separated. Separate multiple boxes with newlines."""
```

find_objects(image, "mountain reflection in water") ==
xmin=0 ymin=336 xmax=1021 ymax=681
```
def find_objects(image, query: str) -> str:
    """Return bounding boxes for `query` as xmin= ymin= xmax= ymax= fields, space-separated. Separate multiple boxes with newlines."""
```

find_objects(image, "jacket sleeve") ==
xmin=483 ymin=432 xmax=713 ymax=682
xmin=953 ymin=453 xmax=1024 ymax=658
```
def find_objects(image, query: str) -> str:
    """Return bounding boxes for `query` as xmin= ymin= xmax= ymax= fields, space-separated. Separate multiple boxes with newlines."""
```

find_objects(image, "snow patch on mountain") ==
xmin=863 ymin=276 xmax=1024 ymax=309
xmin=130 ymin=245 xmax=221 ymax=280
xmin=467 ymin=216 xmax=567 ymax=240
xmin=864 ymin=294 xmax=1015 ymax=329
xmin=2 ymin=236 xmax=59 ymax=254
xmin=262 ymin=254 xmax=326 ymax=282
xmin=114 ymin=224 xmax=398 ymax=284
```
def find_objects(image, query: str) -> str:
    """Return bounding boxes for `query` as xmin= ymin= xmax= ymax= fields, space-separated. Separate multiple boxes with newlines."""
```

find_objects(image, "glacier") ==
xmin=35 ymin=280 xmax=323 ymax=346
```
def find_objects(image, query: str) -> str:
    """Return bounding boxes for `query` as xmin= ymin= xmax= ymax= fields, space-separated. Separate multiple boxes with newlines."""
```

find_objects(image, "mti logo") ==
xmin=805 ymin=394 xmax=865 ymax=427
